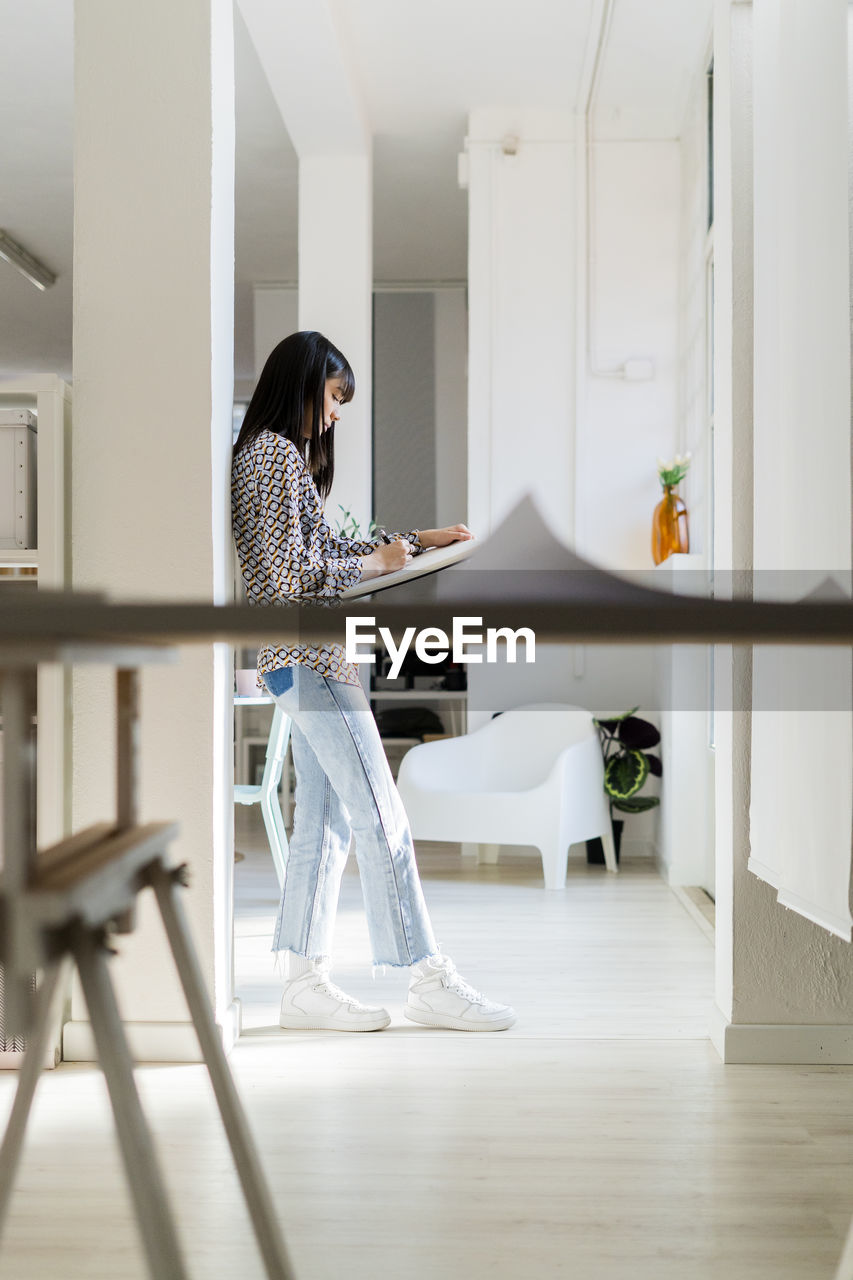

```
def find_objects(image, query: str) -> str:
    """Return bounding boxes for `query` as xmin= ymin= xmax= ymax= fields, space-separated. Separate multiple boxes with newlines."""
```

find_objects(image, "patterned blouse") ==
xmin=231 ymin=428 xmax=422 ymax=687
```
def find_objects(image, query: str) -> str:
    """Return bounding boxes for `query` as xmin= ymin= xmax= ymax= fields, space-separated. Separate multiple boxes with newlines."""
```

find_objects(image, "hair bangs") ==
xmin=327 ymin=350 xmax=355 ymax=403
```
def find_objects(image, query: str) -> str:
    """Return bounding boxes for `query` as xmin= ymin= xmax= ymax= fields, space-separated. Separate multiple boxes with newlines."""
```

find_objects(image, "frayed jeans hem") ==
xmin=371 ymin=945 xmax=442 ymax=980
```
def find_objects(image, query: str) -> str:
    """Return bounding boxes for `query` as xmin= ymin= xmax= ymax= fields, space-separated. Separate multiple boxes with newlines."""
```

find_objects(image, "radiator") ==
xmin=0 ymin=967 xmax=36 ymax=1067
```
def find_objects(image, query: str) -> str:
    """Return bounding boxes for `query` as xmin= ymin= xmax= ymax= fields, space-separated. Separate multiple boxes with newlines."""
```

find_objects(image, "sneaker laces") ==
xmin=426 ymin=955 xmax=489 ymax=1006
xmin=314 ymin=978 xmax=374 ymax=1011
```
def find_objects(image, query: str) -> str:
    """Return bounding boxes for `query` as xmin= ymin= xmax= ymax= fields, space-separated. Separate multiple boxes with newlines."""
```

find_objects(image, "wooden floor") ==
xmin=1 ymin=812 xmax=851 ymax=1280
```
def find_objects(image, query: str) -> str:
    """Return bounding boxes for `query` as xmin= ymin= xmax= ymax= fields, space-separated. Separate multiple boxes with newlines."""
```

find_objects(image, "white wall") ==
xmin=576 ymin=140 xmax=681 ymax=570
xmin=678 ymin=66 xmax=714 ymax=558
xmin=464 ymin=104 xmax=576 ymax=799
xmin=466 ymin=107 xmax=576 ymax=545
xmin=465 ymin=122 xmax=681 ymax=858
xmin=579 ymin=139 xmax=683 ymax=861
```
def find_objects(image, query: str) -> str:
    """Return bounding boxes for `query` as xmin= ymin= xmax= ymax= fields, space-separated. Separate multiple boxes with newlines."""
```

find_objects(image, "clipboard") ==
xmin=340 ymin=538 xmax=477 ymax=601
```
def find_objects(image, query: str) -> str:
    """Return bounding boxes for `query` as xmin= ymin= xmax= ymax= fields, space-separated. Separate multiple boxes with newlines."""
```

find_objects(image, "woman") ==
xmin=232 ymin=331 xmax=515 ymax=1033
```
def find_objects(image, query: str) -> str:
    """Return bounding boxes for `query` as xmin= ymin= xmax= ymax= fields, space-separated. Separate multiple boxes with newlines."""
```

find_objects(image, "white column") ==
xmin=463 ymin=107 xmax=576 ymax=740
xmin=299 ymin=154 xmax=373 ymax=532
xmin=466 ymin=108 xmax=576 ymax=544
xmin=238 ymin=0 xmax=373 ymax=532
xmin=68 ymin=0 xmax=237 ymax=1061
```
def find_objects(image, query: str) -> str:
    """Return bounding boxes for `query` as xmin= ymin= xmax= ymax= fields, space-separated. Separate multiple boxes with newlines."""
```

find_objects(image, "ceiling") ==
xmin=0 ymin=0 xmax=712 ymax=382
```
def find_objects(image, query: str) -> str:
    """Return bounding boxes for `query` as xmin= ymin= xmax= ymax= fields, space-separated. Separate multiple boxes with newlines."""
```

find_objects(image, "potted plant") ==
xmin=586 ymin=708 xmax=662 ymax=864
xmin=335 ymin=505 xmax=378 ymax=540
xmin=652 ymin=452 xmax=691 ymax=565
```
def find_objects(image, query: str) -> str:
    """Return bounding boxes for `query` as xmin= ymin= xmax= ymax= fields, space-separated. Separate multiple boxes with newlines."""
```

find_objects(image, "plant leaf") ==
xmin=617 ymin=716 xmax=661 ymax=749
xmin=604 ymin=749 xmax=649 ymax=801
xmin=594 ymin=707 xmax=639 ymax=729
xmin=645 ymin=754 xmax=663 ymax=777
xmin=613 ymin=795 xmax=660 ymax=814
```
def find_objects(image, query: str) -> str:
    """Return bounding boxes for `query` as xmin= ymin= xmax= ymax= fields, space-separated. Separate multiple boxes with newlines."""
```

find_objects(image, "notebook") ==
xmin=340 ymin=538 xmax=477 ymax=600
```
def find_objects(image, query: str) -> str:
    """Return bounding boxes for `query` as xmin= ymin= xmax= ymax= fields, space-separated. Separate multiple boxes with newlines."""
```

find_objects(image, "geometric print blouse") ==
xmin=231 ymin=428 xmax=422 ymax=688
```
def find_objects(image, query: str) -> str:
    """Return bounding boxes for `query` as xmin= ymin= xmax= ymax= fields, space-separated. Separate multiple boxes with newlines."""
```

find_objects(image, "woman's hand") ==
xmin=416 ymin=524 xmax=474 ymax=549
xmin=359 ymin=539 xmax=413 ymax=581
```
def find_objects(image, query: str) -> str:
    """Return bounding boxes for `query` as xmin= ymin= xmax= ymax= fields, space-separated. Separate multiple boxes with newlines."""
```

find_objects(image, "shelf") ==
xmin=371 ymin=686 xmax=467 ymax=737
xmin=0 ymin=377 xmax=71 ymax=856
xmin=0 ymin=549 xmax=37 ymax=568
xmin=369 ymin=689 xmax=466 ymax=701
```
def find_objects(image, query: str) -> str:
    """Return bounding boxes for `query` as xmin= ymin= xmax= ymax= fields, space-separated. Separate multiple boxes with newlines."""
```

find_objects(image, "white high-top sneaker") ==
xmin=404 ymin=954 xmax=516 ymax=1032
xmin=279 ymin=956 xmax=391 ymax=1032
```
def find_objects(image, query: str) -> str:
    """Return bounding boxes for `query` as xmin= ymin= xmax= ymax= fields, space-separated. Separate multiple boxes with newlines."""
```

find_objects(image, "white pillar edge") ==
xmin=210 ymin=0 xmax=237 ymax=1034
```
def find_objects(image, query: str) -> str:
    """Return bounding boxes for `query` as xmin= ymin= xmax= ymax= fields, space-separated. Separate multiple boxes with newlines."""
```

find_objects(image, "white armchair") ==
xmin=396 ymin=703 xmax=617 ymax=890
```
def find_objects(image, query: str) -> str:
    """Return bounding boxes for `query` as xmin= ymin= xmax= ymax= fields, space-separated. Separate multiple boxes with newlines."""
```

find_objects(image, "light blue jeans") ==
xmin=264 ymin=663 xmax=440 ymax=969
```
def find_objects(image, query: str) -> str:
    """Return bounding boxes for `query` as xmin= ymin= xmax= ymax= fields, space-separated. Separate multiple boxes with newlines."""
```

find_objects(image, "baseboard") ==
xmin=0 ymin=1044 xmax=61 ymax=1071
xmin=63 ymin=998 xmax=243 ymax=1064
xmin=710 ymin=1005 xmax=853 ymax=1064
xmin=218 ymin=997 xmax=243 ymax=1053
xmin=670 ymin=885 xmax=715 ymax=942
xmin=620 ymin=838 xmax=657 ymax=859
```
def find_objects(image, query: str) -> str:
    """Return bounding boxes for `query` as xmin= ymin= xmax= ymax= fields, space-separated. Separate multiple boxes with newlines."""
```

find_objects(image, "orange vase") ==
xmin=652 ymin=485 xmax=689 ymax=565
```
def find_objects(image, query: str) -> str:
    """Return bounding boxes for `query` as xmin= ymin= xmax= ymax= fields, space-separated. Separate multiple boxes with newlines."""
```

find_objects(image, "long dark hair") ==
xmin=233 ymin=331 xmax=355 ymax=499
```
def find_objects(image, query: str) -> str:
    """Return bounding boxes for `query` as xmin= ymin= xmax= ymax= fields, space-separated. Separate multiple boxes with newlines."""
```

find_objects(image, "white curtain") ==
xmin=750 ymin=644 xmax=853 ymax=941
xmin=748 ymin=0 xmax=853 ymax=939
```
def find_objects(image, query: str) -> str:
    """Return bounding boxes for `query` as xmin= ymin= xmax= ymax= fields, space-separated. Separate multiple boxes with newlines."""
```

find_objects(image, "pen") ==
xmin=376 ymin=527 xmax=394 ymax=544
